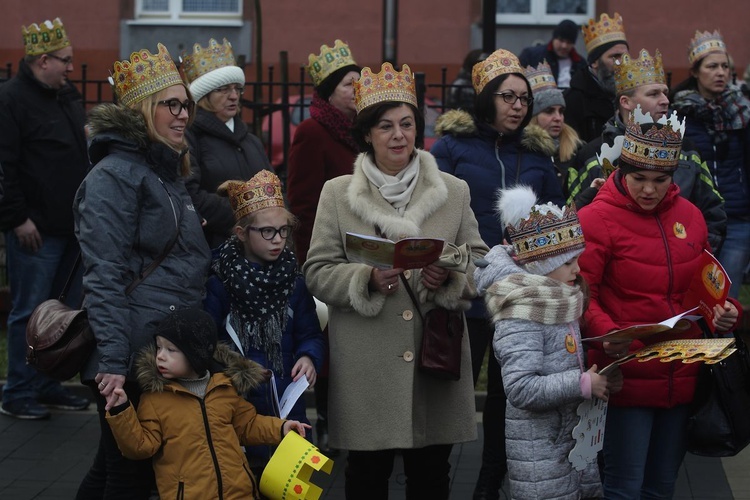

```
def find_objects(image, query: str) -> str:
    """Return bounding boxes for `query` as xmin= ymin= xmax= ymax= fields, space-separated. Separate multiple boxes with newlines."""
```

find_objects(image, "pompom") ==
xmin=495 ymin=185 xmax=538 ymax=229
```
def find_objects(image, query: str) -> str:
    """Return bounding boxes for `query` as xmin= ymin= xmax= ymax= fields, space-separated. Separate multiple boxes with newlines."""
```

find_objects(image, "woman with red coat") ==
xmin=577 ymin=112 xmax=741 ymax=499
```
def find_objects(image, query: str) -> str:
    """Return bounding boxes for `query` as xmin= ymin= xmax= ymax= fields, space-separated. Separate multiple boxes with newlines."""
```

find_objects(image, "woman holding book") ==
xmin=303 ymin=62 xmax=488 ymax=499
xmin=577 ymin=114 xmax=741 ymax=499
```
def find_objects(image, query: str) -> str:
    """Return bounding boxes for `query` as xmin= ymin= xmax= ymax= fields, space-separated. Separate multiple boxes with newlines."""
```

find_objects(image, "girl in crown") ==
xmin=203 ymin=170 xmax=325 ymax=477
xmin=474 ymin=185 xmax=620 ymax=500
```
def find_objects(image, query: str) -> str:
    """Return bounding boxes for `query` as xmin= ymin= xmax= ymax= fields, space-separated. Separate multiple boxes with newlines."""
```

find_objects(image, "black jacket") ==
xmin=518 ymin=42 xmax=586 ymax=88
xmin=563 ymin=68 xmax=616 ymax=143
xmin=0 ymin=59 xmax=89 ymax=235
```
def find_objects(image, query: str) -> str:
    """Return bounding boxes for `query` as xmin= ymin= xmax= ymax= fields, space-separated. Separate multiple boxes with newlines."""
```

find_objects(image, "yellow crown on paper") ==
xmin=582 ymin=13 xmax=626 ymax=54
xmin=221 ymin=170 xmax=284 ymax=222
xmin=524 ymin=61 xmax=557 ymax=94
xmin=507 ymin=204 xmax=585 ymax=265
xmin=614 ymin=49 xmax=665 ymax=95
xmin=111 ymin=43 xmax=183 ymax=108
xmin=621 ymin=108 xmax=684 ymax=172
xmin=22 ymin=17 xmax=70 ymax=56
xmin=354 ymin=62 xmax=417 ymax=114
xmin=260 ymin=431 xmax=334 ymax=499
xmin=688 ymin=30 xmax=726 ymax=66
xmin=307 ymin=39 xmax=357 ymax=87
xmin=472 ymin=49 xmax=523 ymax=95
xmin=181 ymin=38 xmax=237 ymax=84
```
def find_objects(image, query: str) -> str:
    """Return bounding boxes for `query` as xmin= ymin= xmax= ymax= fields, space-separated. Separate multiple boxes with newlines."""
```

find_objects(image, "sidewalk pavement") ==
xmin=0 ymin=388 xmax=746 ymax=499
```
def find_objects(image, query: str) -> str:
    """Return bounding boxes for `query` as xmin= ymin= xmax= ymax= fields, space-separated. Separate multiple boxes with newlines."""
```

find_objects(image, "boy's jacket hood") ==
xmin=435 ymin=109 xmax=556 ymax=157
xmin=135 ymin=343 xmax=268 ymax=394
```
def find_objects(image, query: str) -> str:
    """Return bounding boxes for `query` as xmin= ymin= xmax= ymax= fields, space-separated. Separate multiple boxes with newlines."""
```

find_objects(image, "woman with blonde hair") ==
xmin=74 ymin=43 xmax=211 ymax=499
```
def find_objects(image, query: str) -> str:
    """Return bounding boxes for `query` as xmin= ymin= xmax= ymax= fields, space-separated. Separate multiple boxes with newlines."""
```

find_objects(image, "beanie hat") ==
xmin=155 ymin=308 xmax=218 ymax=375
xmin=315 ymin=64 xmax=361 ymax=101
xmin=181 ymin=38 xmax=246 ymax=102
xmin=587 ymin=40 xmax=629 ymax=65
xmin=189 ymin=65 xmax=245 ymax=102
xmin=532 ymin=88 xmax=565 ymax=116
xmin=553 ymin=20 xmax=578 ymax=44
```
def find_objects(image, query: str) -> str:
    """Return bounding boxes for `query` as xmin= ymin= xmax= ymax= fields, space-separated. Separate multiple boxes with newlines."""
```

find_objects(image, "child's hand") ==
xmin=292 ymin=356 xmax=317 ymax=387
xmin=283 ymin=420 xmax=312 ymax=438
xmin=588 ymin=364 xmax=610 ymax=402
xmin=111 ymin=387 xmax=129 ymax=408
xmin=604 ymin=365 xmax=624 ymax=394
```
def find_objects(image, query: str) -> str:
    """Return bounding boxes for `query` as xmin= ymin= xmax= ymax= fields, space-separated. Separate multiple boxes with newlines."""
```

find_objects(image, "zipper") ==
xmin=244 ymin=463 xmax=261 ymax=500
xmin=654 ymin=214 xmax=676 ymax=315
xmin=176 ymin=481 xmax=184 ymax=500
xmin=200 ymin=399 xmax=224 ymax=500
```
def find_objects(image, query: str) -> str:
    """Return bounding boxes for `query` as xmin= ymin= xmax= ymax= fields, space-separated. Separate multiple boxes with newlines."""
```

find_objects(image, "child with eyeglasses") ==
xmin=204 ymin=170 xmax=326 ymax=478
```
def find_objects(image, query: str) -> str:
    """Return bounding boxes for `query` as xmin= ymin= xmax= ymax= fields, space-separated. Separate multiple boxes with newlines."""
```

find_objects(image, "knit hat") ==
xmin=524 ymin=61 xmax=565 ymax=116
xmin=582 ymin=13 xmax=628 ymax=64
xmin=181 ymin=38 xmax=245 ymax=102
xmin=553 ymin=19 xmax=579 ymax=43
xmin=155 ymin=308 xmax=218 ymax=375
xmin=496 ymin=186 xmax=585 ymax=276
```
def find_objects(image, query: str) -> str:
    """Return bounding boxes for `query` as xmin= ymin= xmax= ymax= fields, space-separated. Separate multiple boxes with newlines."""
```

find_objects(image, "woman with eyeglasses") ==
xmin=182 ymin=38 xmax=272 ymax=248
xmin=431 ymin=48 xmax=563 ymax=500
xmin=73 ymin=43 xmax=211 ymax=499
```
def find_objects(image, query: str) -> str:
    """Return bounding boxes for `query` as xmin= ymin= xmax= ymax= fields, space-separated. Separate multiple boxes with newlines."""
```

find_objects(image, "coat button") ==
xmin=403 ymin=351 xmax=414 ymax=362
xmin=403 ymin=270 xmax=412 ymax=279
xmin=402 ymin=310 xmax=414 ymax=321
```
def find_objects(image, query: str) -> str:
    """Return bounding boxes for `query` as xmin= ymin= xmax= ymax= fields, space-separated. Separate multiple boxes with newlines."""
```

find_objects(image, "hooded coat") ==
xmin=106 ymin=343 xmax=285 ymax=500
xmin=474 ymin=245 xmax=602 ymax=500
xmin=302 ymin=150 xmax=488 ymax=450
xmin=74 ymin=104 xmax=212 ymax=381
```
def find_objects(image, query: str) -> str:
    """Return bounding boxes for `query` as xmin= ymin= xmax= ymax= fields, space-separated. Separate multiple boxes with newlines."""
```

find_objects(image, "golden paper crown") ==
xmin=307 ymin=39 xmax=358 ymax=87
xmin=524 ymin=61 xmax=557 ymax=94
xmin=111 ymin=44 xmax=183 ymax=108
xmin=223 ymin=170 xmax=285 ymax=222
xmin=507 ymin=204 xmax=585 ymax=266
xmin=354 ymin=62 xmax=417 ymax=114
xmin=472 ymin=49 xmax=523 ymax=95
xmin=181 ymin=38 xmax=237 ymax=84
xmin=22 ymin=18 xmax=70 ymax=56
xmin=621 ymin=107 xmax=685 ymax=172
xmin=259 ymin=431 xmax=333 ymax=499
xmin=582 ymin=13 xmax=626 ymax=54
xmin=688 ymin=30 xmax=726 ymax=66
xmin=614 ymin=49 xmax=665 ymax=95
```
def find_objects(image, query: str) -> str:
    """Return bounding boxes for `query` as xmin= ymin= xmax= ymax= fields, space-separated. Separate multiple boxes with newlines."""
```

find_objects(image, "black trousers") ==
xmin=345 ymin=444 xmax=452 ymax=499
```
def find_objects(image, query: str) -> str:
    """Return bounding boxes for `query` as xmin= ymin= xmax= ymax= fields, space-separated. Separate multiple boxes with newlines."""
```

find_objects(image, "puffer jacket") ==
xmin=74 ymin=104 xmax=212 ymax=381
xmin=106 ymin=343 xmax=285 ymax=500
xmin=186 ymin=108 xmax=272 ymax=248
xmin=578 ymin=171 xmax=712 ymax=408
xmin=474 ymin=245 xmax=602 ymax=500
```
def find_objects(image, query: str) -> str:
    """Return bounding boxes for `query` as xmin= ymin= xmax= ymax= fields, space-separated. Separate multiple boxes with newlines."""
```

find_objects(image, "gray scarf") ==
xmin=361 ymin=152 xmax=420 ymax=214
xmin=485 ymin=273 xmax=583 ymax=325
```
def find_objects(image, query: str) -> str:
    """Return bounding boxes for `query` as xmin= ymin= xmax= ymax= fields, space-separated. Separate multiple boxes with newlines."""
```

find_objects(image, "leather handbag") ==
xmin=686 ymin=332 xmax=750 ymax=457
xmin=400 ymin=273 xmax=464 ymax=381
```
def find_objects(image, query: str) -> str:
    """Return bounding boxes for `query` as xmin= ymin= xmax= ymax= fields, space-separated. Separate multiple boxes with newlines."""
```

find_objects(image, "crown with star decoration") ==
xmin=354 ymin=62 xmax=417 ymax=114
xmin=218 ymin=170 xmax=285 ymax=222
xmin=472 ymin=48 xmax=524 ymax=94
xmin=614 ymin=48 xmax=666 ymax=95
xmin=307 ymin=39 xmax=358 ymax=87
xmin=22 ymin=17 xmax=70 ymax=56
xmin=110 ymin=43 xmax=183 ymax=107
xmin=688 ymin=30 xmax=726 ymax=66
xmin=582 ymin=13 xmax=626 ymax=54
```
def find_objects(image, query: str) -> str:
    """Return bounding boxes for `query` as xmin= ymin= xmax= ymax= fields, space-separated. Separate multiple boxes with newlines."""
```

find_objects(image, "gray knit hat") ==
xmin=531 ymin=88 xmax=566 ymax=117
xmin=155 ymin=308 xmax=218 ymax=375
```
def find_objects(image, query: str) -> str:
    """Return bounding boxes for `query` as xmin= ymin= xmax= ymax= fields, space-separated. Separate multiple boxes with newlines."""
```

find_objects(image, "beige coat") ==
xmin=303 ymin=150 xmax=488 ymax=450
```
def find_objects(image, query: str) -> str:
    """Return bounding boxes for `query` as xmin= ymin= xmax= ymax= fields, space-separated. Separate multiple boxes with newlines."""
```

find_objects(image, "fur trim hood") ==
xmin=88 ymin=103 xmax=151 ymax=154
xmin=135 ymin=343 xmax=268 ymax=394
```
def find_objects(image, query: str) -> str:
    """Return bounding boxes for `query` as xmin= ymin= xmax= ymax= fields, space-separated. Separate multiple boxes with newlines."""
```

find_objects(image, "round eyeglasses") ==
xmin=158 ymin=99 xmax=196 ymax=117
xmin=493 ymin=92 xmax=534 ymax=107
xmin=246 ymin=225 xmax=292 ymax=240
xmin=212 ymin=85 xmax=245 ymax=96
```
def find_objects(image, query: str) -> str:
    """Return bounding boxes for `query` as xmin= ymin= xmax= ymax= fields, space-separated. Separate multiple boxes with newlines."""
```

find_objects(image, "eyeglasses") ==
xmin=212 ymin=85 xmax=245 ymax=96
xmin=246 ymin=225 xmax=292 ymax=240
xmin=493 ymin=92 xmax=533 ymax=107
xmin=47 ymin=54 xmax=74 ymax=66
xmin=158 ymin=99 xmax=195 ymax=117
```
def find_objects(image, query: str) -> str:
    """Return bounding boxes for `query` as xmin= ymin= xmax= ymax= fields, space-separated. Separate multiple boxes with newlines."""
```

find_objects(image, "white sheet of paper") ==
xmin=278 ymin=374 xmax=310 ymax=419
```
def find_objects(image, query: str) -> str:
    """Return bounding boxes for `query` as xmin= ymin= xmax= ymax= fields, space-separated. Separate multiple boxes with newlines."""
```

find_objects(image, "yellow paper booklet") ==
xmin=345 ymin=232 xmax=445 ymax=270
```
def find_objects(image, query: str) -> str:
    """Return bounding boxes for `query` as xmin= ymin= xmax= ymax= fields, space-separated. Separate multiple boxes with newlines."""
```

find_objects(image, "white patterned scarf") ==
xmin=485 ymin=273 xmax=583 ymax=325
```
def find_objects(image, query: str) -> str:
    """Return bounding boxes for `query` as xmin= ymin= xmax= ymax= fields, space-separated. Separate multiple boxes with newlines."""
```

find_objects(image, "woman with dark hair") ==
xmin=671 ymin=30 xmax=750 ymax=299
xmin=303 ymin=62 xmax=487 ymax=499
xmin=431 ymin=48 xmax=563 ymax=500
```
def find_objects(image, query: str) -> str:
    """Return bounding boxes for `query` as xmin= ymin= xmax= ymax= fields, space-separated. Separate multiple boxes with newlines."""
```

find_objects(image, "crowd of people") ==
xmin=0 ymin=10 xmax=748 ymax=500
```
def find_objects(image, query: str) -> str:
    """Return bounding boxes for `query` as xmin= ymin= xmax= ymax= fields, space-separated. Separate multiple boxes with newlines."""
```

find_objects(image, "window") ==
xmin=496 ymin=0 xmax=593 ymax=24
xmin=136 ymin=0 xmax=242 ymax=23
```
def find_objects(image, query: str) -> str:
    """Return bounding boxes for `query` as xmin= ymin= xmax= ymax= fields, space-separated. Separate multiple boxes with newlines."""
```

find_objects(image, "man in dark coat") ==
xmin=0 ymin=17 xmax=90 ymax=419
xmin=519 ymin=19 xmax=586 ymax=89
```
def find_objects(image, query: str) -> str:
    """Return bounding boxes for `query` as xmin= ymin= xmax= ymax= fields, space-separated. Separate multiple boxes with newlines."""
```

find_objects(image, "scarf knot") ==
xmin=485 ymin=273 xmax=583 ymax=325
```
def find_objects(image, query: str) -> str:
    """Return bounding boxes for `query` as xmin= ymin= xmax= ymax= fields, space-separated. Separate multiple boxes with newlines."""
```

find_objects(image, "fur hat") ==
xmin=496 ymin=186 xmax=585 ymax=276
xmin=155 ymin=308 xmax=218 ymax=375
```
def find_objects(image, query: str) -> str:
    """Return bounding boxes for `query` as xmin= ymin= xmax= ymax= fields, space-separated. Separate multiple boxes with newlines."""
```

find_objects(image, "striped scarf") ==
xmin=485 ymin=273 xmax=583 ymax=325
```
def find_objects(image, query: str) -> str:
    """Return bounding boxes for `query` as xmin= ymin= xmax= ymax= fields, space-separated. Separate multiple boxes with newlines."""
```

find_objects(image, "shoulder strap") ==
xmin=399 ymin=273 xmax=424 ymax=323
xmin=124 ymin=230 xmax=179 ymax=296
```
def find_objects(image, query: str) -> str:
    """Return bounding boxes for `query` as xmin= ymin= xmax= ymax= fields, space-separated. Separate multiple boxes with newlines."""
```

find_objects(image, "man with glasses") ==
xmin=0 ymin=17 xmax=90 ymax=419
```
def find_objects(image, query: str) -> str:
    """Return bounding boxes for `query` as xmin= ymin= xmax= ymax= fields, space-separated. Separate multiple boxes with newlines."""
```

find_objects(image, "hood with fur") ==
xmin=87 ymin=103 xmax=151 ymax=162
xmin=135 ymin=343 xmax=268 ymax=394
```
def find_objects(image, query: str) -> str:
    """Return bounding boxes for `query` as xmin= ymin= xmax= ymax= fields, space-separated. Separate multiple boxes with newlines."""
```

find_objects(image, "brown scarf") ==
xmin=485 ymin=273 xmax=583 ymax=325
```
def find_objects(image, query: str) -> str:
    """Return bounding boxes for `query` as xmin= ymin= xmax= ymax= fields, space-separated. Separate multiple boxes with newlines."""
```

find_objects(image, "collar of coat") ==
xmin=347 ymin=150 xmax=449 ymax=240
xmin=192 ymin=107 xmax=247 ymax=146
xmin=135 ymin=342 xmax=268 ymax=395
xmin=434 ymin=109 xmax=556 ymax=156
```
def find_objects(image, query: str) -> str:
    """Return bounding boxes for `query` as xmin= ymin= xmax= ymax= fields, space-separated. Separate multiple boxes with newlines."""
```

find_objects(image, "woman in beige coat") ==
xmin=303 ymin=62 xmax=488 ymax=500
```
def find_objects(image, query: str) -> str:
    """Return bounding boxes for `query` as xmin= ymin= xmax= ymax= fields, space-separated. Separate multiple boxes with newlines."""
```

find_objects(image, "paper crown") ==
xmin=582 ymin=13 xmax=626 ymax=54
xmin=688 ymin=30 xmax=727 ymax=66
xmin=507 ymin=203 xmax=585 ymax=267
xmin=472 ymin=49 xmax=523 ymax=95
xmin=22 ymin=18 xmax=70 ymax=56
xmin=222 ymin=170 xmax=285 ymax=221
xmin=110 ymin=44 xmax=183 ymax=108
xmin=181 ymin=38 xmax=238 ymax=84
xmin=614 ymin=49 xmax=666 ymax=95
xmin=619 ymin=106 xmax=685 ymax=172
xmin=524 ymin=60 xmax=557 ymax=94
xmin=307 ymin=39 xmax=358 ymax=87
xmin=260 ymin=431 xmax=333 ymax=499
xmin=354 ymin=62 xmax=417 ymax=114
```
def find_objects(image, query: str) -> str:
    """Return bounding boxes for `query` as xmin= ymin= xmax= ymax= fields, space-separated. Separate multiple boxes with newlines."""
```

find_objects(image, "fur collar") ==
xmin=135 ymin=343 xmax=268 ymax=395
xmin=88 ymin=103 xmax=151 ymax=152
xmin=346 ymin=150 xmax=448 ymax=239
xmin=521 ymin=124 xmax=559 ymax=157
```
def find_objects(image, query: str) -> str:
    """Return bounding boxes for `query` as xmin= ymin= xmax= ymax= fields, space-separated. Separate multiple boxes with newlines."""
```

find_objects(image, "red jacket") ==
xmin=579 ymin=172 xmax=714 ymax=408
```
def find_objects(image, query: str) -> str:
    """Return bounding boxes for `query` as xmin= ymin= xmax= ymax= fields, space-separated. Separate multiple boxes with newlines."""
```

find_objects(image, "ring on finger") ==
xmin=387 ymin=283 xmax=394 ymax=290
